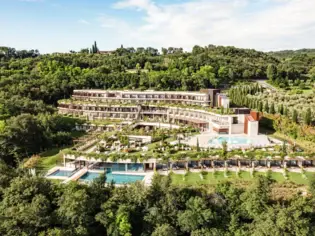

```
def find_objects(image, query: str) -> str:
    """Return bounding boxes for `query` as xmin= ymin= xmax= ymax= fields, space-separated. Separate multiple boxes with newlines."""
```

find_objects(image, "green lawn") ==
xmin=171 ymin=171 xmax=313 ymax=186
xmin=36 ymin=131 xmax=86 ymax=173
xmin=171 ymin=171 xmax=253 ymax=186
xmin=36 ymin=147 xmax=65 ymax=173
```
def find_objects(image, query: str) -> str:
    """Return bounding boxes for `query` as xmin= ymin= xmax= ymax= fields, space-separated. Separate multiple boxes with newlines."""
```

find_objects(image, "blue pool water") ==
xmin=208 ymin=136 xmax=252 ymax=145
xmin=80 ymin=172 xmax=145 ymax=184
xmin=48 ymin=169 xmax=75 ymax=177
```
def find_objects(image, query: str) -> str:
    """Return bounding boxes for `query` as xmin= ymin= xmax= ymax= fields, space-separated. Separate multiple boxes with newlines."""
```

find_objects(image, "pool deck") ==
xmin=183 ymin=133 xmax=271 ymax=149
xmin=46 ymin=166 xmax=77 ymax=180
xmin=58 ymin=169 xmax=154 ymax=185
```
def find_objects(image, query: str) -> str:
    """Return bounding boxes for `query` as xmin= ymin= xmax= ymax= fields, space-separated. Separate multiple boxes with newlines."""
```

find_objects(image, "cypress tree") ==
xmin=269 ymin=102 xmax=275 ymax=114
xmin=304 ymin=108 xmax=312 ymax=125
xmin=196 ymin=138 xmax=200 ymax=152
xmin=278 ymin=104 xmax=284 ymax=115
xmin=292 ymin=109 xmax=298 ymax=123
xmin=258 ymin=101 xmax=263 ymax=112
xmin=90 ymin=41 xmax=99 ymax=54
xmin=264 ymin=101 xmax=269 ymax=113
xmin=283 ymin=106 xmax=288 ymax=116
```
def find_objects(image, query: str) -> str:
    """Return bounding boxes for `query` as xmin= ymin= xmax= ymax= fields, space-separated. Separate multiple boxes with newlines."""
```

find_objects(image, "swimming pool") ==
xmin=48 ymin=169 xmax=76 ymax=177
xmin=208 ymin=136 xmax=252 ymax=145
xmin=80 ymin=172 xmax=145 ymax=184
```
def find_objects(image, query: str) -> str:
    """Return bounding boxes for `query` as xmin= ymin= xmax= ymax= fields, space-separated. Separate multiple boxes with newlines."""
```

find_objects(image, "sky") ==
xmin=1 ymin=0 xmax=315 ymax=53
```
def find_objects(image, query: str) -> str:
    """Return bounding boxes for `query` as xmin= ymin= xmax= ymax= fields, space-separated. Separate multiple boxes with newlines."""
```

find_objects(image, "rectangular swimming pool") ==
xmin=80 ymin=172 xmax=145 ymax=184
xmin=48 ymin=169 xmax=75 ymax=177
xmin=208 ymin=136 xmax=252 ymax=145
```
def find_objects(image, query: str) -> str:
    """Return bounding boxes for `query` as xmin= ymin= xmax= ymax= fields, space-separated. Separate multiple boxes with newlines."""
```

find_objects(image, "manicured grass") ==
xmin=305 ymin=172 xmax=315 ymax=178
xmin=171 ymin=171 xmax=314 ymax=186
xmin=36 ymin=146 xmax=70 ymax=173
xmin=36 ymin=131 xmax=86 ymax=173
xmin=269 ymin=172 xmax=286 ymax=183
xmin=287 ymin=172 xmax=308 ymax=185
xmin=171 ymin=171 xmax=245 ymax=186
xmin=238 ymin=170 xmax=252 ymax=180
xmin=254 ymin=171 xmax=284 ymax=183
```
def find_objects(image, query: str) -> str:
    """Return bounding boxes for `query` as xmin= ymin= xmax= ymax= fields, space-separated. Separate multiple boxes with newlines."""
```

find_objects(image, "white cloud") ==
xmin=78 ymin=19 xmax=90 ymax=25
xmin=107 ymin=0 xmax=315 ymax=51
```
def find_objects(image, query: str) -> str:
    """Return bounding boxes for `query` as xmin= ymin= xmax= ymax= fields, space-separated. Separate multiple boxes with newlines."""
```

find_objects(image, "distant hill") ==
xmin=268 ymin=49 xmax=315 ymax=58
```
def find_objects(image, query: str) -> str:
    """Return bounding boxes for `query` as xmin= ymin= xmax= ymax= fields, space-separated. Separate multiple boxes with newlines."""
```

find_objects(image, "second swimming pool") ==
xmin=80 ymin=171 xmax=145 ymax=184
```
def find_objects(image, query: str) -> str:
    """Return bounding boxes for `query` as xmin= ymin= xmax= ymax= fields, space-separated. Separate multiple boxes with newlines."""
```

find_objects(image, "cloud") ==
xmin=106 ymin=0 xmax=315 ymax=51
xmin=78 ymin=19 xmax=90 ymax=25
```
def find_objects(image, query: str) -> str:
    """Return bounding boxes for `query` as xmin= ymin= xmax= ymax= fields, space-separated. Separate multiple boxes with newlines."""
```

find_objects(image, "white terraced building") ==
xmin=58 ymin=89 xmax=260 ymax=136
xmin=72 ymin=89 xmax=221 ymax=107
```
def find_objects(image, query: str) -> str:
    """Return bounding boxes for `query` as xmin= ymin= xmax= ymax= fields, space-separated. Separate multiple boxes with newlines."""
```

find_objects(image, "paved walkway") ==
xmin=254 ymin=79 xmax=277 ymax=92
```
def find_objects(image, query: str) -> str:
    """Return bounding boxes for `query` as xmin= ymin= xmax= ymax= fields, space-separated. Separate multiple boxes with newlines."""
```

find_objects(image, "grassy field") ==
xmin=171 ymin=171 xmax=315 ymax=186
xmin=36 ymin=147 xmax=66 ymax=173
xmin=35 ymin=131 xmax=86 ymax=173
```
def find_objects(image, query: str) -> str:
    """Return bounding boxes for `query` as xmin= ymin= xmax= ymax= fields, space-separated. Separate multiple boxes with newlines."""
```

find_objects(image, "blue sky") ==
xmin=1 ymin=0 xmax=315 ymax=53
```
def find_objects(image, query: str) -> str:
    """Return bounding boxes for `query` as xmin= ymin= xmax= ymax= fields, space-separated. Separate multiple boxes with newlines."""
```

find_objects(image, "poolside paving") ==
xmin=183 ymin=132 xmax=271 ymax=149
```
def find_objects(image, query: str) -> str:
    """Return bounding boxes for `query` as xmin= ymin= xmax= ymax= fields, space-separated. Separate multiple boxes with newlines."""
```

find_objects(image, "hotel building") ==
xmin=58 ymin=89 xmax=260 ymax=136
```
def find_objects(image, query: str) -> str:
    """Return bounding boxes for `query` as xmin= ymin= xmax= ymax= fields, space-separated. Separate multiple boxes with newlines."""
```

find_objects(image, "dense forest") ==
xmin=1 ymin=164 xmax=315 ymax=236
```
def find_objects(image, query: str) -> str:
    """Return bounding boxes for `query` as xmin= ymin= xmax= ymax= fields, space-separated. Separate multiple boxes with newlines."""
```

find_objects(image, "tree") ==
xmin=309 ymin=66 xmax=315 ymax=81
xmin=267 ymin=64 xmax=277 ymax=81
xmin=136 ymin=63 xmax=141 ymax=73
xmin=292 ymin=109 xmax=298 ymax=123
xmin=144 ymin=61 xmax=152 ymax=72
xmin=257 ymin=102 xmax=263 ymax=112
xmin=241 ymin=176 xmax=271 ymax=218
xmin=2 ymin=114 xmax=46 ymax=158
xmin=0 ymin=177 xmax=56 ymax=235
xmin=90 ymin=41 xmax=99 ymax=54
xmin=161 ymin=47 xmax=168 ymax=55
xmin=281 ymin=141 xmax=287 ymax=156
xmin=218 ymin=66 xmax=229 ymax=82
xmin=57 ymin=182 xmax=102 ymax=235
xmin=196 ymin=138 xmax=200 ymax=152
xmin=80 ymin=48 xmax=89 ymax=54
xmin=304 ymin=108 xmax=312 ymax=125
xmin=197 ymin=65 xmax=218 ymax=88
xmin=308 ymin=175 xmax=315 ymax=196
xmin=278 ymin=104 xmax=284 ymax=115
xmin=251 ymin=199 xmax=311 ymax=236
xmin=152 ymin=224 xmax=177 ymax=236
xmin=221 ymin=140 xmax=228 ymax=159
xmin=269 ymin=102 xmax=275 ymax=114
xmin=178 ymin=197 xmax=214 ymax=232
xmin=0 ymin=161 xmax=17 ymax=195
xmin=264 ymin=101 xmax=269 ymax=113
xmin=242 ymin=69 xmax=252 ymax=80
xmin=283 ymin=106 xmax=288 ymax=116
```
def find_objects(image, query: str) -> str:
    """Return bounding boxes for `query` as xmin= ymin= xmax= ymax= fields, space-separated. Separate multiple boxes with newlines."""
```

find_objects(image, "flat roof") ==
xmin=73 ymin=89 xmax=209 ymax=96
